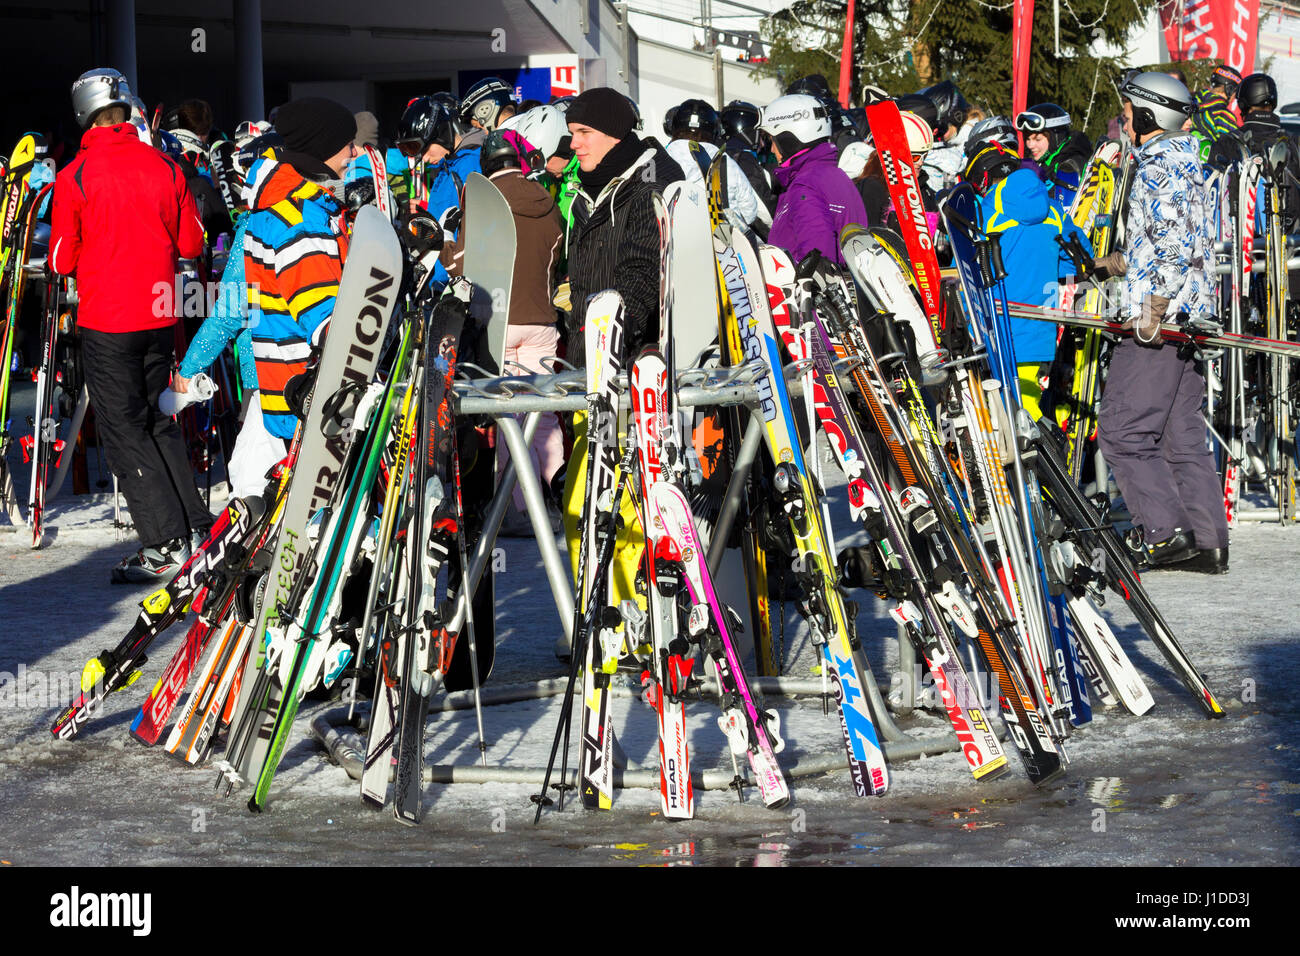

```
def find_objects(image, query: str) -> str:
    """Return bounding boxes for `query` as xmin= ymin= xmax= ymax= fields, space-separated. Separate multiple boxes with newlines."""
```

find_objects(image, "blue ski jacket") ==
xmin=423 ymin=129 xmax=487 ymax=221
xmin=982 ymin=168 xmax=1090 ymax=363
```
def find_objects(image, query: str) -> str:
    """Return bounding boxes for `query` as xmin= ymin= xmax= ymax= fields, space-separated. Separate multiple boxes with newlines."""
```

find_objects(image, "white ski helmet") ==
xmin=500 ymin=105 xmax=567 ymax=161
xmin=234 ymin=119 xmax=271 ymax=149
xmin=71 ymin=68 xmax=133 ymax=129
xmin=1119 ymin=71 xmax=1194 ymax=135
xmin=171 ymin=127 xmax=205 ymax=160
xmin=899 ymin=111 xmax=934 ymax=156
xmin=838 ymin=140 xmax=875 ymax=178
xmin=759 ymin=94 xmax=831 ymax=148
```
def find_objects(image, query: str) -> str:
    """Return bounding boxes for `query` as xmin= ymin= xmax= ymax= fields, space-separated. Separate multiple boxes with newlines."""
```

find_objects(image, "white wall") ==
xmin=1259 ymin=6 xmax=1300 ymax=107
xmin=635 ymin=37 xmax=782 ymax=136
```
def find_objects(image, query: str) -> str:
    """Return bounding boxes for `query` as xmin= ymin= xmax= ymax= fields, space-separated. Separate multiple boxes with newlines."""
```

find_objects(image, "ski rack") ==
xmin=424 ymin=355 xmax=965 ymax=784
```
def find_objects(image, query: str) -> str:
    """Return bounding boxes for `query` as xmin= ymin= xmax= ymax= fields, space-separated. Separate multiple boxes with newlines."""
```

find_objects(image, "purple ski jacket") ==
xmin=768 ymin=141 xmax=869 ymax=266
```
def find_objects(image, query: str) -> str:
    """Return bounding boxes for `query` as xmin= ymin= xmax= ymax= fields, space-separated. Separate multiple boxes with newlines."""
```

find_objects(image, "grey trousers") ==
xmin=1097 ymin=338 xmax=1229 ymax=549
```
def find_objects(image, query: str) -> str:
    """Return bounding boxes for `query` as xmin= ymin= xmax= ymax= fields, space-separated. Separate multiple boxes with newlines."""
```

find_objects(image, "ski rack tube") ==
xmin=312 ymin=683 xmax=973 ymax=789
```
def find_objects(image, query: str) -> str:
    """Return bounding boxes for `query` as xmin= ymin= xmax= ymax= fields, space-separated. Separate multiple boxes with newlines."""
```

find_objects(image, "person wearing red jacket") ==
xmin=51 ymin=68 xmax=212 ymax=583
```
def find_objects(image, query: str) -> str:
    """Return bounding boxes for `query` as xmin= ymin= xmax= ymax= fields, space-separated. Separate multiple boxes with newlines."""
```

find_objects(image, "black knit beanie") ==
xmin=565 ymin=88 xmax=637 ymax=140
xmin=274 ymin=97 xmax=357 ymax=162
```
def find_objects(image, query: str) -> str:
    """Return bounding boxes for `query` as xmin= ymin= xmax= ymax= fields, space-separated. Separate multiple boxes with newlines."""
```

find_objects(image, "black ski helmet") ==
xmin=964 ymin=142 xmax=1019 ymax=195
xmin=720 ymin=100 xmax=761 ymax=147
xmin=480 ymin=129 xmax=521 ymax=175
xmin=1238 ymin=73 xmax=1278 ymax=112
xmin=895 ymin=94 xmax=939 ymax=135
xmin=830 ymin=108 xmax=860 ymax=152
xmin=460 ymin=76 xmax=515 ymax=131
xmin=919 ymin=79 xmax=969 ymax=133
xmin=670 ymin=98 xmax=720 ymax=139
xmin=236 ymin=129 xmax=285 ymax=176
xmin=844 ymin=106 xmax=870 ymax=139
xmin=662 ymin=105 xmax=678 ymax=138
xmin=397 ymin=96 xmax=457 ymax=156
xmin=1210 ymin=66 xmax=1243 ymax=99
xmin=785 ymin=74 xmax=831 ymax=99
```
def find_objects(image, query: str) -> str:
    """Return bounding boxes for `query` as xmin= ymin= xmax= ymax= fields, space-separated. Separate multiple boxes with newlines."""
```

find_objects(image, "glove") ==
xmin=1123 ymin=295 xmax=1170 ymax=346
xmin=552 ymin=281 xmax=572 ymax=313
xmin=1090 ymin=250 xmax=1128 ymax=280
xmin=438 ymin=205 xmax=463 ymax=235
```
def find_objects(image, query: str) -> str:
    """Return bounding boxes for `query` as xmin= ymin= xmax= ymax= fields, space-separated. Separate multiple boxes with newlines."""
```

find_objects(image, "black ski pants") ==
xmin=81 ymin=325 xmax=211 ymax=547
xmin=1097 ymin=338 xmax=1229 ymax=549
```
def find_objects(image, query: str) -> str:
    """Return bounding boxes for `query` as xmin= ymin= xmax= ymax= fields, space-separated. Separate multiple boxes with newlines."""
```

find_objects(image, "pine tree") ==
xmin=759 ymin=0 xmax=1193 ymax=142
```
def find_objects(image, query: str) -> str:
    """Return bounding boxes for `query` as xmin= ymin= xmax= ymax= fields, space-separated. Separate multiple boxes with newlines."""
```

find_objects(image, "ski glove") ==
xmin=1123 ymin=294 xmax=1170 ymax=346
xmin=1090 ymin=250 xmax=1128 ymax=281
xmin=438 ymin=205 xmax=463 ymax=236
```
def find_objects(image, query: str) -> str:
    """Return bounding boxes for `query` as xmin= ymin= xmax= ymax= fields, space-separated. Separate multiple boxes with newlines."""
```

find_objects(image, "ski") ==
xmin=1007 ymin=300 xmax=1300 ymax=360
xmin=50 ymin=495 xmax=266 ymax=740
xmin=647 ymin=481 xmax=789 ymax=808
xmin=864 ymin=100 xmax=944 ymax=339
xmin=577 ymin=290 xmax=626 ymax=811
xmin=392 ymin=282 xmax=468 ymax=825
xmin=629 ymin=347 xmax=694 ymax=819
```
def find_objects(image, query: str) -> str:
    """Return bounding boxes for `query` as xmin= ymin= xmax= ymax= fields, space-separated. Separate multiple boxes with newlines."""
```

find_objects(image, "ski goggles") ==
xmin=1014 ymin=110 xmax=1069 ymax=133
xmin=1212 ymin=66 xmax=1242 ymax=94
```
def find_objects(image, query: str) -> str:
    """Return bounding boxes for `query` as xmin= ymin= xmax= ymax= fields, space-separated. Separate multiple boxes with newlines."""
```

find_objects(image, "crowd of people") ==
xmin=41 ymin=61 xmax=1296 ymax=583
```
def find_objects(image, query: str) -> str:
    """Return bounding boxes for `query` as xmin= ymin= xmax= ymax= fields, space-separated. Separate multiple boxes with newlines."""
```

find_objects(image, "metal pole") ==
xmin=704 ymin=415 xmax=764 ymax=576
xmin=447 ymin=412 xmax=551 ymax=634
xmin=494 ymin=414 xmax=576 ymax=641
xmin=106 ymin=0 xmax=137 ymax=93
xmin=714 ymin=47 xmax=724 ymax=107
xmin=234 ymin=0 xmax=266 ymax=122
xmin=616 ymin=2 xmax=629 ymax=82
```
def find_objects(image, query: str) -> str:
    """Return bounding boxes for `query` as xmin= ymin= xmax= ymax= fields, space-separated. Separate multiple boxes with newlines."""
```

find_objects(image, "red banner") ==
xmin=1160 ymin=0 xmax=1260 ymax=76
xmin=1012 ymin=0 xmax=1034 ymax=149
xmin=839 ymin=0 xmax=856 ymax=107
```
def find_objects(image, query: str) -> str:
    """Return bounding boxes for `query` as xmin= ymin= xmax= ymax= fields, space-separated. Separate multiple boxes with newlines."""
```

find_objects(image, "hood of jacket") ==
xmin=773 ymin=140 xmax=838 ymax=189
xmin=455 ymin=127 xmax=488 ymax=157
xmin=76 ymin=122 xmax=144 ymax=154
xmin=242 ymin=154 xmax=345 ymax=217
xmin=985 ymin=168 xmax=1053 ymax=232
xmin=488 ymin=168 xmax=557 ymax=219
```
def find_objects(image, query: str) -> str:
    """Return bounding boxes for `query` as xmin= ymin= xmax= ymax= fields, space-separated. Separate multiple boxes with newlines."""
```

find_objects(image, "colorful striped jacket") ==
xmin=241 ymin=156 xmax=349 ymax=438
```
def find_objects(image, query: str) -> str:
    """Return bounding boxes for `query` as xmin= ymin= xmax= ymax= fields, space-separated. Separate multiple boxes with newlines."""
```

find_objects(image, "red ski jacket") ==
xmin=50 ymin=123 xmax=204 ymax=333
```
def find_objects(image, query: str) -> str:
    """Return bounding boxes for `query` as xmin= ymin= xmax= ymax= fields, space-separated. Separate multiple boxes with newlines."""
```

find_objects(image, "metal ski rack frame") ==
xmin=441 ymin=355 xmax=958 ymax=762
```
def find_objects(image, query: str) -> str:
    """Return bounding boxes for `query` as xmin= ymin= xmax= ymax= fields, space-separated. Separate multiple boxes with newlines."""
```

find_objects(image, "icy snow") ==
xmin=1 ymin=437 xmax=1297 ymax=865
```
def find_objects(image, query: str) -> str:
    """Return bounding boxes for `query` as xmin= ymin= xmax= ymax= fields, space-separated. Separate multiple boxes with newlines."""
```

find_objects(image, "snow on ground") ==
xmin=1 ymin=417 xmax=1297 ymax=866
